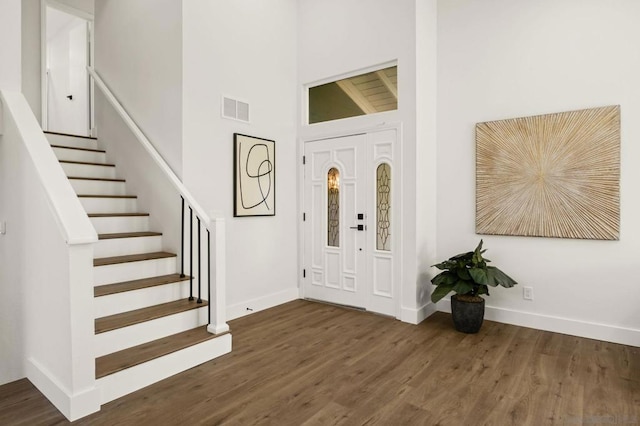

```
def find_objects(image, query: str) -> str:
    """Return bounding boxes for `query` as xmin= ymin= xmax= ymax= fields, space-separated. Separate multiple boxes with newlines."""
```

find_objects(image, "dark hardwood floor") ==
xmin=1 ymin=300 xmax=638 ymax=425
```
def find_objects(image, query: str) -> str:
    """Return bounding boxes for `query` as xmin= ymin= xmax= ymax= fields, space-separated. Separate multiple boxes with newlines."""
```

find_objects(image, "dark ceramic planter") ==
xmin=451 ymin=295 xmax=485 ymax=333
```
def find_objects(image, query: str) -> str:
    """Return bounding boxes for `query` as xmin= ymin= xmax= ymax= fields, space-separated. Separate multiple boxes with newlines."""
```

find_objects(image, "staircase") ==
xmin=45 ymin=131 xmax=231 ymax=405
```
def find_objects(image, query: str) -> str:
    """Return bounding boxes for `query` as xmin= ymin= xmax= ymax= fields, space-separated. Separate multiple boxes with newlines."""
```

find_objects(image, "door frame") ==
xmin=40 ymin=0 xmax=94 ymax=134
xmin=298 ymin=123 xmax=403 ymax=319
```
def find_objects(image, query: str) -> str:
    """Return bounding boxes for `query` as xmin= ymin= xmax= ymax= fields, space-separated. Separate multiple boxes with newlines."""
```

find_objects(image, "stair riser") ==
xmin=90 ymin=216 xmax=150 ymax=234
xmin=46 ymin=134 xmax=98 ymax=150
xmin=79 ymin=197 xmax=138 ymax=214
xmin=61 ymin=163 xmax=116 ymax=180
xmin=96 ymin=333 xmax=231 ymax=404
xmin=69 ymin=180 xmax=127 ymax=196
xmin=53 ymin=147 xmax=106 ymax=164
xmin=94 ymin=235 xmax=163 ymax=258
xmin=95 ymin=281 xmax=191 ymax=317
xmin=94 ymin=257 xmax=177 ymax=286
xmin=95 ymin=307 xmax=209 ymax=357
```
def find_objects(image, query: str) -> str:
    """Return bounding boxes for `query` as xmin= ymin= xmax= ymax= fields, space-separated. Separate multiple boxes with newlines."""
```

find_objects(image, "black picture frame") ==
xmin=233 ymin=133 xmax=276 ymax=217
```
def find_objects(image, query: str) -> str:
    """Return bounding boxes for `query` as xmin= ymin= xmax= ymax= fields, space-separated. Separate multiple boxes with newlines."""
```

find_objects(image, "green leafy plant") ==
xmin=430 ymin=240 xmax=517 ymax=303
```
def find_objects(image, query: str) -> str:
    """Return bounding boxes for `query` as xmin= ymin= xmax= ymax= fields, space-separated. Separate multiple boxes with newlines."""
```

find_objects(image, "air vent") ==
xmin=222 ymin=96 xmax=250 ymax=123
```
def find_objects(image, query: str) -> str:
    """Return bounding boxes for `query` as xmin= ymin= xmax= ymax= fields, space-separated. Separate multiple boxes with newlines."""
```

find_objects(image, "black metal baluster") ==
xmin=207 ymin=229 xmax=211 ymax=326
xmin=189 ymin=207 xmax=194 ymax=301
xmin=180 ymin=196 xmax=185 ymax=278
xmin=197 ymin=217 xmax=202 ymax=304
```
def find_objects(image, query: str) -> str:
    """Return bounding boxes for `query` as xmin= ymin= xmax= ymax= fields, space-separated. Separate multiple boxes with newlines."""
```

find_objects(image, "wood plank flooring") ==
xmin=1 ymin=300 xmax=638 ymax=425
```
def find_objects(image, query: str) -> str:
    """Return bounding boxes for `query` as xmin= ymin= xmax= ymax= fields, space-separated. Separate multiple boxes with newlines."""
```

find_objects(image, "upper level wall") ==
xmin=437 ymin=0 xmax=640 ymax=345
xmin=182 ymin=0 xmax=299 ymax=317
xmin=94 ymin=0 xmax=182 ymax=177
xmin=298 ymin=0 xmax=438 ymax=319
xmin=0 ymin=0 xmax=21 ymax=91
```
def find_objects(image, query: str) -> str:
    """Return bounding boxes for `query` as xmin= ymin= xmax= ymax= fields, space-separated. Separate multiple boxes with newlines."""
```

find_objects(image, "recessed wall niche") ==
xmin=476 ymin=105 xmax=620 ymax=240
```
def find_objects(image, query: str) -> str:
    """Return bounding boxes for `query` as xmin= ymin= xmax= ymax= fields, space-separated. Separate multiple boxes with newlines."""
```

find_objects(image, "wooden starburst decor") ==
xmin=476 ymin=106 xmax=620 ymax=240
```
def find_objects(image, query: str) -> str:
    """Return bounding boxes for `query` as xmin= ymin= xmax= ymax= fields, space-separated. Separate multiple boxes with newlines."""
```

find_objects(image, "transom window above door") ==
xmin=308 ymin=65 xmax=398 ymax=124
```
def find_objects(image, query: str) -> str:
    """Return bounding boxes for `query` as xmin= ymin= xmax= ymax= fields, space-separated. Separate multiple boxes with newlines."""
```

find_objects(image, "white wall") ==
xmin=182 ymin=0 xmax=299 ymax=318
xmin=0 ymin=0 xmax=21 ymax=91
xmin=94 ymin=0 xmax=182 ymax=176
xmin=437 ymin=0 xmax=640 ymax=345
xmin=298 ymin=0 xmax=438 ymax=322
xmin=0 ymin=91 xmax=99 ymax=418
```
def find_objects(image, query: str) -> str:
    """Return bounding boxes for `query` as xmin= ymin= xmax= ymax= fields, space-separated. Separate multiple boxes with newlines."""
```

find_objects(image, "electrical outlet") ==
xmin=523 ymin=286 xmax=533 ymax=301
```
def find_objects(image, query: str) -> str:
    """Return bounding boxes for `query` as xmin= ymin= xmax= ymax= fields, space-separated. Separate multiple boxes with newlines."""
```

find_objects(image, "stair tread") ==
xmin=95 ymin=298 xmax=208 ymax=334
xmin=59 ymin=160 xmax=115 ymax=167
xmin=88 ymin=212 xmax=149 ymax=217
xmin=78 ymin=194 xmax=137 ymax=199
xmin=94 ymin=273 xmax=190 ymax=297
xmin=45 ymin=130 xmax=97 ymax=140
xmin=94 ymin=251 xmax=176 ymax=267
xmin=98 ymin=231 xmax=162 ymax=240
xmin=95 ymin=325 xmax=224 ymax=378
xmin=68 ymin=177 xmax=126 ymax=182
xmin=51 ymin=144 xmax=106 ymax=153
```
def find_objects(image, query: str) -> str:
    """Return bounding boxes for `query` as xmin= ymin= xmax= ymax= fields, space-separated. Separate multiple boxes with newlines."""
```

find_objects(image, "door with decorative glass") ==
xmin=303 ymin=130 xmax=397 ymax=316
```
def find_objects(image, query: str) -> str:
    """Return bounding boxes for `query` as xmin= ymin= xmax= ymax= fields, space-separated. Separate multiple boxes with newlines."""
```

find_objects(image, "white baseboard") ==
xmin=400 ymin=302 xmax=438 ymax=325
xmin=227 ymin=287 xmax=300 ymax=321
xmin=26 ymin=358 xmax=100 ymax=421
xmin=438 ymin=300 xmax=640 ymax=347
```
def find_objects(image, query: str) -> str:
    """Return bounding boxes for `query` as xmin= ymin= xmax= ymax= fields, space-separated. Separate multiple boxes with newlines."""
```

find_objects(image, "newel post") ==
xmin=207 ymin=213 xmax=230 ymax=335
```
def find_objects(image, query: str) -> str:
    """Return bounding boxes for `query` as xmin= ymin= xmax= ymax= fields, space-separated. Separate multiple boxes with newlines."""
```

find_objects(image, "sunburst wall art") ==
xmin=476 ymin=105 xmax=620 ymax=240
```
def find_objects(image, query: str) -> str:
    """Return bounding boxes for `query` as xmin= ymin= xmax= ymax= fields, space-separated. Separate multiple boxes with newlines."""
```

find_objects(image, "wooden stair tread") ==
xmin=94 ymin=273 xmax=190 ymax=297
xmin=98 ymin=232 xmax=162 ymax=240
xmin=59 ymin=160 xmax=115 ymax=167
xmin=88 ymin=212 xmax=149 ymax=217
xmin=68 ymin=177 xmax=126 ymax=182
xmin=95 ymin=299 xmax=208 ymax=334
xmin=95 ymin=326 xmax=225 ymax=378
xmin=50 ymin=144 xmax=105 ymax=153
xmin=45 ymin=130 xmax=97 ymax=140
xmin=94 ymin=251 xmax=176 ymax=267
xmin=78 ymin=194 xmax=137 ymax=199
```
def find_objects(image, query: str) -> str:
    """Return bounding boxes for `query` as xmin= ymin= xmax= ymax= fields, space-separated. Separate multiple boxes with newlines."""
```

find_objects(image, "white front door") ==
xmin=303 ymin=130 xmax=398 ymax=316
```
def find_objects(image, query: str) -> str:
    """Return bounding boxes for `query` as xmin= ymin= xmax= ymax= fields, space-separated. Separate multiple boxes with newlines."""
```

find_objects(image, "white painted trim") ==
xmin=40 ymin=0 xmax=47 ymax=130
xmin=401 ymin=302 xmax=437 ymax=325
xmin=88 ymin=67 xmax=214 ymax=231
xmin=227 ymin=287 xmax=300 ymax=321
xmin=41 ymin=0 xmax=95 ymax=134
xmin=299 ymin=123 xmax=404 ymax=320
xmin=26 ymin=358 xmax=100 ymax=421
xmin=438 ymin=299 xmax=640 ymax=347
xmin=0 ymin=90 xmax=97 ymax=245
xmin=46 ymin=0 xmax=94 ymax=22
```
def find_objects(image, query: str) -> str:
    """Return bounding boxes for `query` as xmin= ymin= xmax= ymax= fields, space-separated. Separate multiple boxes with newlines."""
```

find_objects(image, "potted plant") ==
xmin=430 ymin=240 xmax=517 ymax=333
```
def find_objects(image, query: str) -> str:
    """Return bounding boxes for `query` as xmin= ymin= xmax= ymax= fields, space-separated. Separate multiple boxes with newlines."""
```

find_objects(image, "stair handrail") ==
xmin=88 ymin=68 xmax=229 ymax=334
xmin=87 ymin=67 xmax=213 ymax=231
xmin=0 ymin=89 xmax=97 ymax=245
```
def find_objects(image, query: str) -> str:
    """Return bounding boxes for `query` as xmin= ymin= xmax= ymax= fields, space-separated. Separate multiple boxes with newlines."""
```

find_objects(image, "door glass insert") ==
xmin=309 ymin=65 xmax=398 ymax=124
xmin=327 ymin=168 xmax=340 ymax=247
xmin=376 ymin=163 xmax=391 ymax=251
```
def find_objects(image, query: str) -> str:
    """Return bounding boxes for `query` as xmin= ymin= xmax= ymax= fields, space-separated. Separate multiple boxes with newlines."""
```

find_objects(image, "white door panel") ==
xmin=303 ymin=130 xmax=398 ymax=316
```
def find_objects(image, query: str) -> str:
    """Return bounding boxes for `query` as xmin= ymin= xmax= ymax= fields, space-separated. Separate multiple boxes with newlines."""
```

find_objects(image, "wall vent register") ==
xmin=222 ymin=96 xmax=250 ymax=123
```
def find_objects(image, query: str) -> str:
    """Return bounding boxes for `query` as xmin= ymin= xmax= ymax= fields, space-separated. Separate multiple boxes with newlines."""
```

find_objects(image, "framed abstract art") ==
xmin=233 ymin=133 xmax=276 ymax=217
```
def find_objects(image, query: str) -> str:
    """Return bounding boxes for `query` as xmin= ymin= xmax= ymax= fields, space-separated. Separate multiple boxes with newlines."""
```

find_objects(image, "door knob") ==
xmin=349 ymin=225 xmax=365 ymax=231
